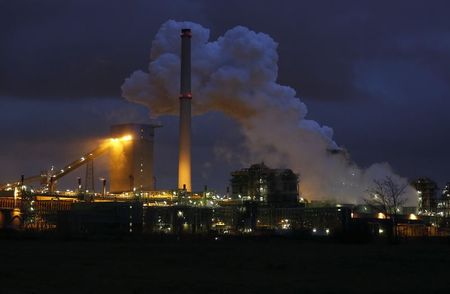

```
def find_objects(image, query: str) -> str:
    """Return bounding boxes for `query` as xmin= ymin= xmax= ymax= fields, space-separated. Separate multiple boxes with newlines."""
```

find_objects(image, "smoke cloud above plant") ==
xmin=122 ymin=20 xmax=416 ymax=204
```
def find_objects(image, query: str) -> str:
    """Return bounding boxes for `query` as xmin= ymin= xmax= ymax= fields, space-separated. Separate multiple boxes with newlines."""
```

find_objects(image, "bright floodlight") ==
xmin=121 ymin=135 xmax=133 ymax=141
xmin=110 ymin=134 xmax=133 ymax=143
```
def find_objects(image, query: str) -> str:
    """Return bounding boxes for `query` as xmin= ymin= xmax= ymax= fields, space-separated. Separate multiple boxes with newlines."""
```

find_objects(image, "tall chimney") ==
xmin=178 ymin=28 xmax=192 ymax=192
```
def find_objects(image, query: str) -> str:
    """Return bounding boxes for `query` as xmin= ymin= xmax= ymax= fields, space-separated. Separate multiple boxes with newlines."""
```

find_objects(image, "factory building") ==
xmin=58 ymin=202 xmax=143 ymax=235
xmin=109 ymin=124 xmax=159 ymax=193
xmin=411 ymin=178 xmax=439 ymax=215
xmin=230 ymin=163 xmax=299 ymax=206
xmin=143 ymin=205 xmax=351 ymax=236
xmin=439 ymin=183 xmax=450 ymax=218
xmin=3 ymin=27 xmax=449 ymax=239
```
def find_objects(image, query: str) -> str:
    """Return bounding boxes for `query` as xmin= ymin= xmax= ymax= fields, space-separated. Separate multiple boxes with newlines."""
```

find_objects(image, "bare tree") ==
xmin=365 ymin=176 xmax=409 ymax=239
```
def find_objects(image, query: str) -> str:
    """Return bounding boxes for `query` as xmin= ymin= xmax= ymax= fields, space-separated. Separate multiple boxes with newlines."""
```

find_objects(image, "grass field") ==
xmin=0 ymin=236 xmax=449 ymax=294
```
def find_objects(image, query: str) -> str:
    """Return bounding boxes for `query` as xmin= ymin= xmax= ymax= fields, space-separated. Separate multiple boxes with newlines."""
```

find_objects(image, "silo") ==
xmin=109 ymin=123 xmax=159 ymax=193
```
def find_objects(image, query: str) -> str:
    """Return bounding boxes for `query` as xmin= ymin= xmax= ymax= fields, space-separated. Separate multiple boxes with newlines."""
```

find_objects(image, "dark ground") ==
xmin=0 ymin=236 xmax=449 ymax=294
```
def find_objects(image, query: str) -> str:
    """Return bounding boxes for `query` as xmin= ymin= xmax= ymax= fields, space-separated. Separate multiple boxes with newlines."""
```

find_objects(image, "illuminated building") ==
xmin=230 ymin=163 xmax=299 ymax=206
xmin=109 ymin=123 xmax=160 ymax=193
xmin=411 ymin=178 xmax=438 ymax=215
xmin=437 ymin=182 xmax=450 ymax=222
xmin=58 ymin=202 xmax=143 ymax=234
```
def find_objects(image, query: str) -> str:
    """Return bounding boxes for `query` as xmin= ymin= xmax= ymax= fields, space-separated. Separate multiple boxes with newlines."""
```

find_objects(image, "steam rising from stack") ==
xmin=122 ymin=20 xmax=415 ymax=204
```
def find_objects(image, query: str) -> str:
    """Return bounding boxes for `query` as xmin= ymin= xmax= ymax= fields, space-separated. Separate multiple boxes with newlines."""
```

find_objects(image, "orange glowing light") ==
xmin=12 ymin=208 xmax=21 ymax=217
xmin=409 ymin=213 xmax=418 ymax=220
xmin=120 ymin=134 xmax=133 ymax=141
xmin=110 ymin=134 xmax=133 ymax=143
xmin=377 ymin=212 xmax=386 ymax=219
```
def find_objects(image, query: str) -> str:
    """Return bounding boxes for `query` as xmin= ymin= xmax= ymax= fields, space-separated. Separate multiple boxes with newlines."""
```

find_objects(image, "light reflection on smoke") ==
xmin=122 ymin=20 xmax=416 ymax=204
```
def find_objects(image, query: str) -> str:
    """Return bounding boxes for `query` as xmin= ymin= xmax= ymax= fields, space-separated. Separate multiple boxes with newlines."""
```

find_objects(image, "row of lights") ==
xmin=312 ymin=228 xmax=331 ymax=235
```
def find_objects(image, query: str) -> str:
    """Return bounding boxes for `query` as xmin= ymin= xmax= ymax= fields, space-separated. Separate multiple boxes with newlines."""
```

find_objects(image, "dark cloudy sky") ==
xmin=1 ymin=0 xmax=449 ymax=192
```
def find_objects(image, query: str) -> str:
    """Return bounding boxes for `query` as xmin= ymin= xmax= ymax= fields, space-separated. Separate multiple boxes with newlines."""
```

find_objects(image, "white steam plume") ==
xmin=122 ymin=20 xmax=415 ymax=204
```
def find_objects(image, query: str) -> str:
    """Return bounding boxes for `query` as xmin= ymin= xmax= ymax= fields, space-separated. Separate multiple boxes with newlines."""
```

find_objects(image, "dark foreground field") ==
xmin=0 ymin=236 xmax=449 ymax=294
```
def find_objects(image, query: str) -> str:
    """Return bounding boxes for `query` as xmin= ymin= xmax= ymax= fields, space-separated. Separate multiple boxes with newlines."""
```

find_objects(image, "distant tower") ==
xmin=84 ymin=159 xmax=95 ymax=193
xmin=412 ymin=178 xmax=439 ymax=215
xmin=178 ymin=28 xmax=192 ymax=192
xmin=110 ymin=123 xmax=159 ymax=193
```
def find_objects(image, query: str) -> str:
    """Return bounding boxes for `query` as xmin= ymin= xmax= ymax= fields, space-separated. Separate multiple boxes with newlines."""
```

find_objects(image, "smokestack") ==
xmin=178 ymin=28 xmax=192 ymax=192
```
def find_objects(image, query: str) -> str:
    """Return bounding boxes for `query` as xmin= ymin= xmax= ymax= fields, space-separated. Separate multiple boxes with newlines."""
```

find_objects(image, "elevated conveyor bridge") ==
xmin=0 ymin=135 xmax=132 ymax=192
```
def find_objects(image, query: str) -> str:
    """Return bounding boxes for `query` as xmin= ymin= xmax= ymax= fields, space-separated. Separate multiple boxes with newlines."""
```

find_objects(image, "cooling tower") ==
xmin=109 ymin=123 xmax=158 ymax=193
xmin=178 ymin=28 xmax=192 ymax=192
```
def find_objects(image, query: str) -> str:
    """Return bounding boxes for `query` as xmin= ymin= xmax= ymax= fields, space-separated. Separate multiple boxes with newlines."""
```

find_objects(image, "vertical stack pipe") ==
xmin=178 ymin=28 xmax=192 ymax=192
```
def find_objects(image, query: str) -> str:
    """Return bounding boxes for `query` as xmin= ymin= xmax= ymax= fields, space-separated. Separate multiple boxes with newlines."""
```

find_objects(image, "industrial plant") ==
xmin=0 ymin=28 xmax=449 ymax=239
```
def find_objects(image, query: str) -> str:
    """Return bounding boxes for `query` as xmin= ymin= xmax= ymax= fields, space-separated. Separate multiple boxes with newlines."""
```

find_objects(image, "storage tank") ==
xmin=109 ymin=123 xmax=159 ymax=193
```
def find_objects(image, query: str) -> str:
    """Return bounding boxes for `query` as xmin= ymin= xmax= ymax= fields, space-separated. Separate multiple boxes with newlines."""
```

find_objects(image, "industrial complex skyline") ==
xmin=1 ymin=0 xmax=450 ymax=197
xmin=1 ymin=4 xmax=450 ymax=293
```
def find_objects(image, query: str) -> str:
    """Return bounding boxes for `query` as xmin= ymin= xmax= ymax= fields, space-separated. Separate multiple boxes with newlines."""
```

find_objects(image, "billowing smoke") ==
xmin=122 ymin=20 xmax=415 ymax=204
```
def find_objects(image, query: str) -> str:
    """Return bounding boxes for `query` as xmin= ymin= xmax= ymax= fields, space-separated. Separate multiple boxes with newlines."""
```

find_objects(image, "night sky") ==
xmin=1 ymin=0 xmax=449 ymax=192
